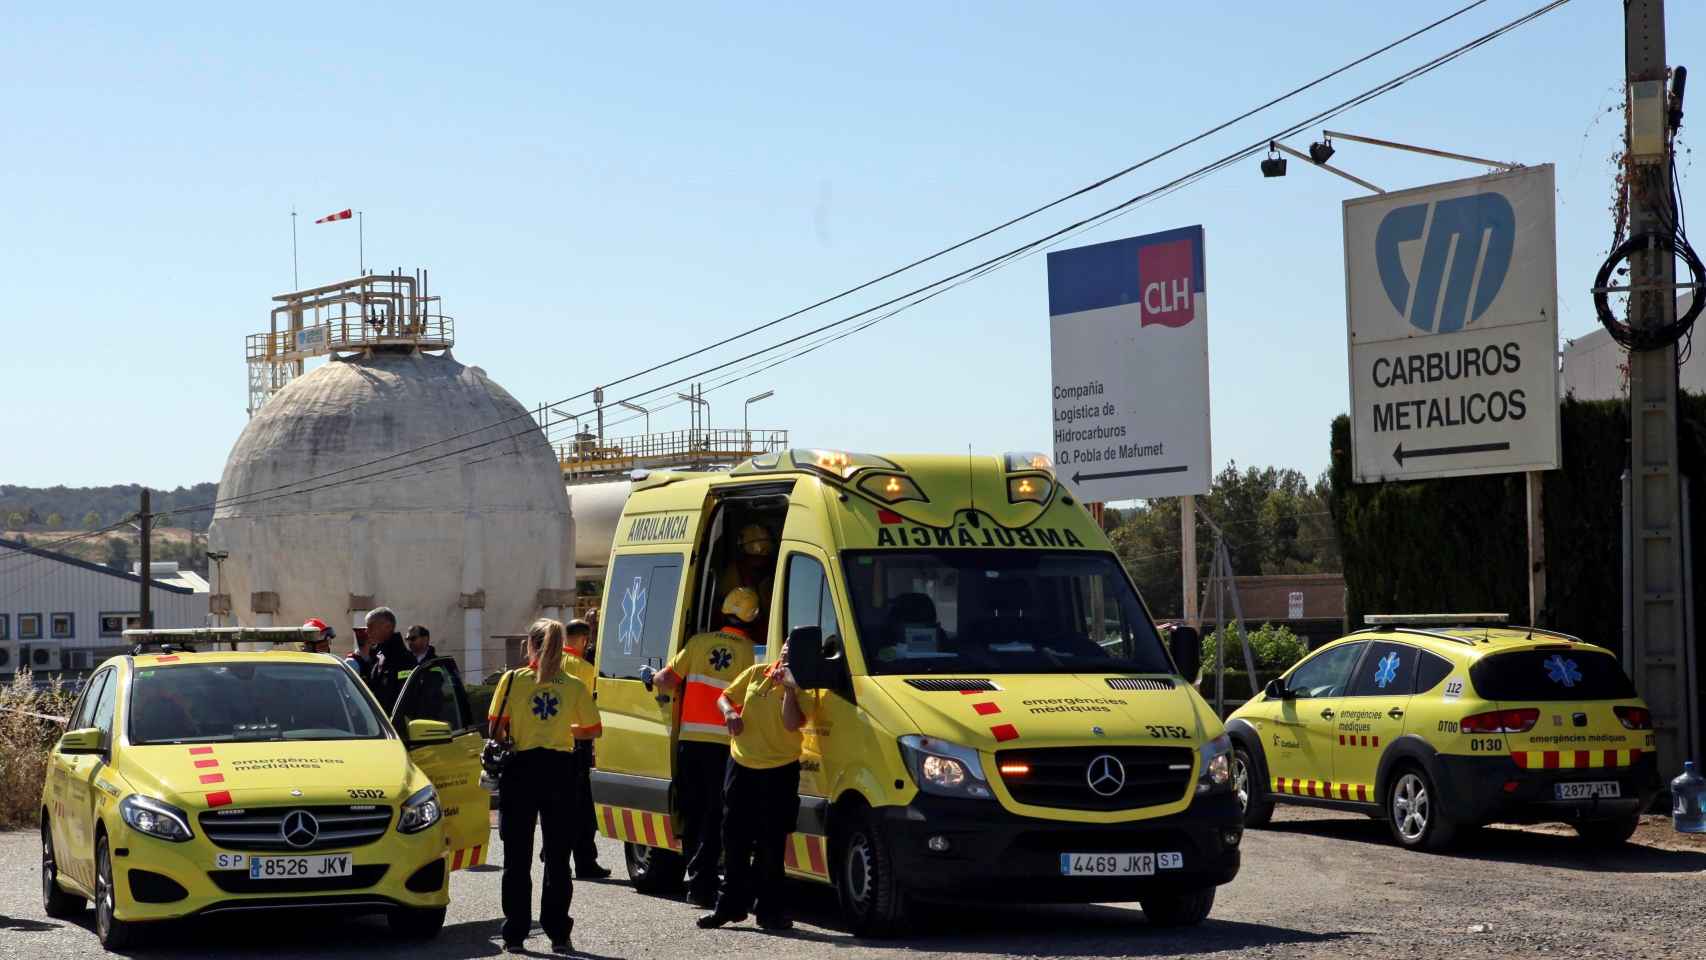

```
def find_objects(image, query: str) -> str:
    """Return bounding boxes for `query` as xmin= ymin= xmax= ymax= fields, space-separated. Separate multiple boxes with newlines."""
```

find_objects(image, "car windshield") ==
xmin=128 ymin=661 xmax=389 ymax=745
xmin=841 ymin=549 xmax=1173 ymax=675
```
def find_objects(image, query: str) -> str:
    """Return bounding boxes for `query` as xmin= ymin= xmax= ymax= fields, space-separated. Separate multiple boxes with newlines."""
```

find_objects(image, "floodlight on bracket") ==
xmin=1267 ymin=139 xmax=1385 ymax=194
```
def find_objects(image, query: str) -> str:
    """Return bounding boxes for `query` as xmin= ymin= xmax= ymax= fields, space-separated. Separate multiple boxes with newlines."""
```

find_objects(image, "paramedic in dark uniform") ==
xmin=645 ymin=588 xmax=759 ymax=907
xmin=488 ymin=618 xmax=602 ymax=954
xmin=697 ymin=640 xmax=814 ymax=931
xmin=563 ymin=618 xmax=610 ymax=879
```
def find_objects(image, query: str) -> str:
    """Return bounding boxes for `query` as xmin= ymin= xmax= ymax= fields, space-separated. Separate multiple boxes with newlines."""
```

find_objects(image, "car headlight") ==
xmin=398 ymin=785 xmax=442 ymax=834
xmin=898 ymin=735 xmax=993 ymax=800
xmin=119 ymin=794 xmax=193 ymax=842
xmin=1196 ymin=734 xmax=1232 ymax=794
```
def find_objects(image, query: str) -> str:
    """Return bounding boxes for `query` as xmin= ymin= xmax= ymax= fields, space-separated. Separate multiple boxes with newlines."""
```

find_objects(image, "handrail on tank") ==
xmin=558 ymin=427 xmax=789 ymax=478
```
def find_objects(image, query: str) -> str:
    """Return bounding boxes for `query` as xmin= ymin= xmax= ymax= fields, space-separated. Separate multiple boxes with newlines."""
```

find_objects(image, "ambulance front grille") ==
xmin=996 ymin=745 xmax=1195 ymax=812
xmin=198 ymin=805 xmax=394 ymax=852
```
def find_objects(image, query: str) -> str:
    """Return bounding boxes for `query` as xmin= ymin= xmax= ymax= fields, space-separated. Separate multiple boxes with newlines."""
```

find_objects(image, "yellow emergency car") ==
xmin=589 ymin=450 xmax=1241 ymax=935
xmin=1224 ymin=614 xmax=1661 ymax=850
xmin=39 ymin=629 xmax=488 ymax=948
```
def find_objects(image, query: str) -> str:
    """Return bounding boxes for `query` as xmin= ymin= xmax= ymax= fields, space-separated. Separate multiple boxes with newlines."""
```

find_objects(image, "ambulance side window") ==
xmin=1345 ymin=641 xmax=1418 ymax=698
xmin=599 ymin=553 xmax=683 ymax=680
xmin=68 ymin=670 xmax=109 ymax=731
xmin=1413 ymin=651 xmax=1455 ymax=695
xmin=783 ymin=554 xmax=841 ymax=651
xmin=1285 ymin=641 xmax=1365 ymax=699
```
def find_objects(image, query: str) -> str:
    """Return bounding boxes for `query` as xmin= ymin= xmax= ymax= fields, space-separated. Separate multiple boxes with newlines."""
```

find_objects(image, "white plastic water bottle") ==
xmin=1673 ymin=761 xmax=1706 ymax=834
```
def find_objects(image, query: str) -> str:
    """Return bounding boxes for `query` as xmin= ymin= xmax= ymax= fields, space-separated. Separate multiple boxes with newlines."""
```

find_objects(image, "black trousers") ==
xmin=499 ymin=749 xmax=576 ymax=945
xmin=717 ymin=760 xmax=801 ymax=920
xmin=676 ymin=739 xmax=731 ymax=898
xmin=571 ymin=742 xmax=601 ymax=870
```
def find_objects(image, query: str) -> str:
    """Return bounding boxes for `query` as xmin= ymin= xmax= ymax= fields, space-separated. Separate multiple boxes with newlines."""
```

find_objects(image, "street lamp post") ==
xmin=677 ymin=385 xmax=709 ymax=446
xmin=618 ymin=400 xmax=650 ymax=436
xmin=745 ymin=390 xmax=774 ymax=452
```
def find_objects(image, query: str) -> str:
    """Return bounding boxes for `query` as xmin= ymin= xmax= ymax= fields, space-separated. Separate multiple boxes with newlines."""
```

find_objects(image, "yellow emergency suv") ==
xmin=589 ymin=450 xmax=1241 ymax=935
xmin=1225 ymin=614 xmax=1661 ymax=850
xmin=38 ymin=628 xmax=488 ymax=948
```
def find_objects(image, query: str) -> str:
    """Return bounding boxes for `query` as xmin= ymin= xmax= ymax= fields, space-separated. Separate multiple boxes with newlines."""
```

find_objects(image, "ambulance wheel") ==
xmin=1385 ymin=764 xmax=1456 ymax=850
xmin=94 ymin=834 xmax=139 ymax=950
xmin=40 ymin=819 xmax=85 ymax=918
xmin=835 ymin=808 xmax=909 ymax=938
xmin=1231 ymin=747 xmax=1272 ymax=828
xmin=388 ymin=905 xmax=447 ymax=939
xmin=1574 ymin=813 xmax=1640 ymax=848
xmin=624 ymin=842 xmax=685 ymax=895
xmin=1140 ymin=887 xmax=1216 ymax=927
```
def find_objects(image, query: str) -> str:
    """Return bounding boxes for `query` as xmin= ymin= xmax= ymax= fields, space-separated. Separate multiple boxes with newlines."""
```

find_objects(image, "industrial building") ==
xmin=0 ymin=538 xmax=208 ymax=677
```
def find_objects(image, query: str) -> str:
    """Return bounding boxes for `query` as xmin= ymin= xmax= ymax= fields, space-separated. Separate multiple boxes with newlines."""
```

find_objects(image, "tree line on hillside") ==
xmin=0 ymin=483 xmax=217 ymax=534
xmin=1104 ymin=463 xmax=1341 ymax=620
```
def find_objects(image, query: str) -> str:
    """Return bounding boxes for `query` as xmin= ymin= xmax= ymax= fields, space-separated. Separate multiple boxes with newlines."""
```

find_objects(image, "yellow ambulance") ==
xmin=588 ymin=449 xmax=1242 ymax=934
xmin=39 ymin=629 xmax=489 ymax=948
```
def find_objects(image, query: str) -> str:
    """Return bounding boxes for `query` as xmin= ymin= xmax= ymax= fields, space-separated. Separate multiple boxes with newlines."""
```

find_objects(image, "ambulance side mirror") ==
xmin=1168 ymin=625 xmax=1201 ymax=681
xmin=1264 ymin=677 xmax=1295 ymax=700
xmin=785 ymin=625 xmax=830 ymax=691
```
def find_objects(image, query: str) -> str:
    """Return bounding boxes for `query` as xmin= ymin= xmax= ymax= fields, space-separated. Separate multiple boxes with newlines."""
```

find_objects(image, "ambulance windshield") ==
xmin=841 ymin=550 xmax=1172 ymax=675
xmin=129 ymin=663 xmax=389 ymax=745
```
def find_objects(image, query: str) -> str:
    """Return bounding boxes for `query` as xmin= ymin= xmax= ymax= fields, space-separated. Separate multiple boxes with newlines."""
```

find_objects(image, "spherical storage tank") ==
xmin=209 ymin=349 xmax=572 ymax=676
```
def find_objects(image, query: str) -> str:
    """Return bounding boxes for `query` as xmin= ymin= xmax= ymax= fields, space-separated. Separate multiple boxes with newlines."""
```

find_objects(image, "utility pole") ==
xmin=1623 ymin=0 xmax=1698 ymax=777
xmin=138 ymin=489 xmax=153 ymax=630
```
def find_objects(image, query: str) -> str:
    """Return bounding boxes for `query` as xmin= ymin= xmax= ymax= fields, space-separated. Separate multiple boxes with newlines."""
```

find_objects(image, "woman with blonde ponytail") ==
xmin=487 ymin=617 xmax=601 ymax=954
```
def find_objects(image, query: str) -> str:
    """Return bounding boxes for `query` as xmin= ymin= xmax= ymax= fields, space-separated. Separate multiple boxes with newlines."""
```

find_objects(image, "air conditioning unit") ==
xmin=62 ymin=649 xmax=94 ymax=672
xmin=0 ymin=642 xmax=16 ymax=676
xmin=20 ymin=645 xmax=62 ymax=674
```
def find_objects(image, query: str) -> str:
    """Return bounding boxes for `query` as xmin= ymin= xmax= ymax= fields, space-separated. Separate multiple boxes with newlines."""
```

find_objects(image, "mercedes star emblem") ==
xmin=280 ymin=810 xmax=320 ymax=849
xmin=1086 ymin=754 xmax=1127 ymax=798
xmin=290 ymin=789 xmax=304 ymax=797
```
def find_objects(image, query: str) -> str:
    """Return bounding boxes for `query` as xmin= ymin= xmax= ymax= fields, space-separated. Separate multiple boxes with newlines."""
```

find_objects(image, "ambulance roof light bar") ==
xmin=125 ymin=626 xmax=319 ymax=654
xmin=1363 ymin=613 xmax=1509 ymax=626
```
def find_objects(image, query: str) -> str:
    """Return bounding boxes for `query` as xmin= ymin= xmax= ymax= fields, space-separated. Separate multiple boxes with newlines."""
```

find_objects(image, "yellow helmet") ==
xmin=722 ymin=587 xmax=761 ymax=624
xmin=737 ymin=524 xmax=775 ymax=557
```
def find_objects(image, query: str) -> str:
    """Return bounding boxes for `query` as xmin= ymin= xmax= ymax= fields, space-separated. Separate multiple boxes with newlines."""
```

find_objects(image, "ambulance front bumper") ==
xmin=877 ymin=790 xmax=1242 ymax=903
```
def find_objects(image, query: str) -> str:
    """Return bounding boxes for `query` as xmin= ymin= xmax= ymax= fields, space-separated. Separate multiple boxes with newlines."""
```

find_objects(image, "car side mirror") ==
xmin=1168 ymin=626 xmax=1201 ymax=681
xmin=406 ymin=718 xmax=455 ymax=745
xmin=58 ymin=727 xmax=104 ymax=755
xmin=785 ymin=625 xmax=830 ymax=690
xmin=1264 ymin=678 xmax=1293 ymax=700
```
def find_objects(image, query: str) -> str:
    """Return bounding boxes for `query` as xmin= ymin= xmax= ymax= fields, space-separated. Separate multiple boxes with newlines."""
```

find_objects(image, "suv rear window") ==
xmin=1468 ymin=648 xmax=1637 ymax=702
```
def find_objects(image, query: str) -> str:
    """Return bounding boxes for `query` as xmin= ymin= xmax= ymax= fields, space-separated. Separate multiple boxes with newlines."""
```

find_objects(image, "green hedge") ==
xmin=1328 ymin=396 xmax=1706 ymax=649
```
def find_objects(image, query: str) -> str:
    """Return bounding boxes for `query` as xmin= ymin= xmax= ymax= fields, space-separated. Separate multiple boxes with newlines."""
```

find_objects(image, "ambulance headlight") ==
xmin=120 ymin=794 xmax=193 ymax=842
xmin=398 ymin=785 xmax=442 ymax=834
xmin=1197 ymin=734 xmax=1233 ymax=794
xmin=899 ymin=735 xmax=992 ymax=800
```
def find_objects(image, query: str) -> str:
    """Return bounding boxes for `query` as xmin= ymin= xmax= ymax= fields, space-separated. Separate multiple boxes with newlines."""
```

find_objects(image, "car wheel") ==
xmin=1140 ymin=887 xmax=1216 ymax=927
xmin=1231 ymin=747 xmax=1273 ymax=828
xmin=1574 ymin=813 xmax=1640 ymax=848
xmin=1385 ymin=765 xmax=1456 ymax=850
xmin=40 ymin=820 xmax=85 ymax=918
xmin=834 ymin=808 xmax=910 ymax=938
xmin=94 ymin=835 xmax=139 ymax=950
xmin=623 ymin=841 xmax=685 ymax=895
xmin=388 ymin=905 xmax=447 ymax=939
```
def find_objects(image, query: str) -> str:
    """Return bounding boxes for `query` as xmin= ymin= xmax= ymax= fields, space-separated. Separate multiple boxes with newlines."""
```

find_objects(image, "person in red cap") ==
xmin=302 ymin=618 xmax=336 ymax=654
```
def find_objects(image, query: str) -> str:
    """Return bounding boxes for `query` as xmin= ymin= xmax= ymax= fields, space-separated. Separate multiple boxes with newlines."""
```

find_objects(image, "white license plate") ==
xmin=238 ymin=853 xmax=353 ymax=880
xmin=1061 ymin=852 xmax=1173 ymax=876
xmin=1555 ymin=781 xmax=1621 ymax=801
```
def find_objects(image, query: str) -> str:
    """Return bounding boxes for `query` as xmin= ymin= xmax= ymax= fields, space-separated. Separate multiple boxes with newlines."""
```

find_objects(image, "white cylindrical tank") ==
xmin=566 ymin=479 xmax=631 ymax=577
xmin=208 ymin=350 xmax=572 ymax=676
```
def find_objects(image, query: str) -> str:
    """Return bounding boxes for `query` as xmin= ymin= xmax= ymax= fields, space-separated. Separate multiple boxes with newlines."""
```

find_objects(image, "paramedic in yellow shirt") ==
xmin=649 ymin=587 xmax=760 ymax=907
xmin=696 ymin=640 xmax=814 ymax=932
xmin=487 ymin=619 xmax=602 ymax=954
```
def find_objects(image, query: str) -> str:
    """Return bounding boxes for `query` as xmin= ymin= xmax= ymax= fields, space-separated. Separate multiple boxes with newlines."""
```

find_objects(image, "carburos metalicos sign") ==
xmin=1344 ymin=165 xmax=1560 ymax=482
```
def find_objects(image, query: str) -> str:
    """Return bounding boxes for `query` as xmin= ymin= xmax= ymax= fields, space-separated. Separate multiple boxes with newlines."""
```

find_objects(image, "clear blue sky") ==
xmin=3 ymin=1 xmax=1697 ymax=491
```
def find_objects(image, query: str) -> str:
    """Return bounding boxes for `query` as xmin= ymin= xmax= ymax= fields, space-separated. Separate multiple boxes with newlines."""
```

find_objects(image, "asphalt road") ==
xmin=3 ymin=809 xmax=1702 ymax=959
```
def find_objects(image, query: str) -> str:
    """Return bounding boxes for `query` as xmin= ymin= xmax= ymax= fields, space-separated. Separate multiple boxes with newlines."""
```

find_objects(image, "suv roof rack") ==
xmin=124 ymin=626 xmax=318 ymax=655
xmin=1350 ymin=626 xmax=1482 ymax=647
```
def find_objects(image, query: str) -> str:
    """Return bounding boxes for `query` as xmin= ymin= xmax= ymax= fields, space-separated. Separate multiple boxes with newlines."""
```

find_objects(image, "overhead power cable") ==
xmin=183 ymin=0 xmax=1506 ymax=514
xmin=190 ymin=0 xmax=1574 ymax=516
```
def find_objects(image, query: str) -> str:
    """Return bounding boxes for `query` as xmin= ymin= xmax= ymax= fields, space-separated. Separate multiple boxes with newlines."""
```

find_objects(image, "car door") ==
xmin=49 ymin=670 xmax=103 ymax=889
xmin=67 ymin=668 xmax=117 ymax=888
xmin=779 ymin=548 xmax=846 ymax=802
xmin=1333 ymin=641 xmax=1419 ymax=803
xmin=1268 ymin=641 xmax=1366 ymax=798
xmin=591 ymin=551 xmax=686 ymax=777
xmin=390 ymin=657 xmax=488 ymax=869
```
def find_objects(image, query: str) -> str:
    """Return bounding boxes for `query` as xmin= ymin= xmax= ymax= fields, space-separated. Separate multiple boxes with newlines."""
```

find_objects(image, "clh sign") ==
xmin=1344 ymin=165 xmax=1559 ymax=483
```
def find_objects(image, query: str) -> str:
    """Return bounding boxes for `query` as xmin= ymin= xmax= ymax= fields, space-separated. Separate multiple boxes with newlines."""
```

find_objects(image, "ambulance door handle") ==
xmin=1319 ymin=708 xmax=1335 ymax=721
xmin=1387 ymin=707 xmax=1404 ymax=720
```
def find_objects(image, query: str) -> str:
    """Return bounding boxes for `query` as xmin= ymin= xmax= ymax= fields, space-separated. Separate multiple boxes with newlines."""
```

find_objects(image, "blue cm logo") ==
xmin=1375 ymin=191 xmax=1515 ymax=334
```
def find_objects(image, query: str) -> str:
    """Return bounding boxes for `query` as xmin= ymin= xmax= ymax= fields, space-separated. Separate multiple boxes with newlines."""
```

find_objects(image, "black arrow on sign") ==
xmin=1392 ymin=441 xmax=1511 ymax=465
xmin=1072 ymin=465 xmax=1189 ymax=484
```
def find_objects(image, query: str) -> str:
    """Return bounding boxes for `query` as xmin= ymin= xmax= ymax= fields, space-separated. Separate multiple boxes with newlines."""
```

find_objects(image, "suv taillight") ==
xmin=1614 ymin=706 xmax=1653 ymax=730
xmin=1460 ymin=708 xmax=1540 ymax=734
